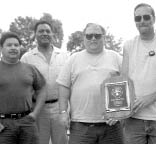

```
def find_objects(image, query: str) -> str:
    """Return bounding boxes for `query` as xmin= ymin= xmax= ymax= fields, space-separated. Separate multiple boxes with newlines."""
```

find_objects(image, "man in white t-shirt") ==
xmin=57 ymin=23 xmax=123 ymax=144
xmin=122 ymin=3 xmax=156 ymax=144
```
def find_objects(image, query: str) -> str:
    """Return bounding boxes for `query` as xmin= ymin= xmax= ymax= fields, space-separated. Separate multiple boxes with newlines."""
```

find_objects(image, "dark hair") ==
xmin=134 ymin=3 xmax=155 ymax=19
xmin=34 ymin=20 xmax=53 ymax=33
xmin=83 ymin=23 xmax=106 ymax=35
xmin=0 ymin=32 xmax=21 ymax=47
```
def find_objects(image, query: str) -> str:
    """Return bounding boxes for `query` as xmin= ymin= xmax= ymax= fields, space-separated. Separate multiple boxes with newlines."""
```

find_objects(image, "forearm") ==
xmin=58 ymin=84 xmax=70 ymax=113
xmin=121 ymin=47 xmax=129 ymax=76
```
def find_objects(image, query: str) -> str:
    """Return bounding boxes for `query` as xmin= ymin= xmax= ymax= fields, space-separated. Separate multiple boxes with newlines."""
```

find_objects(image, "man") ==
xmin=122 ymin=3 xmax=156 ymax=144
xmin=0 ymin=32 xmax=46 ymax=144
xmin=21 ymin=20 xmax=68 ymax=144
xmin=57 ymin=23 xmax=124 ymax=144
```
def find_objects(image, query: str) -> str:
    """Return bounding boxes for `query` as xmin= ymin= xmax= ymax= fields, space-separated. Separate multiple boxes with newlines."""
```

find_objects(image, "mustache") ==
xmin=9 ymin=50 xmax=19 ymax=53
xmin=139 ymin=24 xmax=148 ymax=27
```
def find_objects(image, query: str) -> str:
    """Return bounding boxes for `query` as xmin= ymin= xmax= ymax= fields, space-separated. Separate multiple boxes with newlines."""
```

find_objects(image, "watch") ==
xmin=60 ymin=110 xmax=67 ymax=114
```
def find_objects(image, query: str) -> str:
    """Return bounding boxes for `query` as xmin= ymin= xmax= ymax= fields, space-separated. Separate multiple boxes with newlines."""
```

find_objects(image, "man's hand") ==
xmin=0 ymin=123 xmax=4 ymax=132
xmin=132 ymin=94 xmax=156 ymax=114
xmin=106 ymin=119 xmax=118 ymax=126
xmin=28 ymin=112 xmax=37 ymax=121
xmin=59 ymin=112 xmax=70 ymax=129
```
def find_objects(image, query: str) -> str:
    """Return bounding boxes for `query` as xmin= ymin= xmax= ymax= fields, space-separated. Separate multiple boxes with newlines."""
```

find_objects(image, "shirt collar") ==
xmin=30 ymin=46 xmax=61 ymax=55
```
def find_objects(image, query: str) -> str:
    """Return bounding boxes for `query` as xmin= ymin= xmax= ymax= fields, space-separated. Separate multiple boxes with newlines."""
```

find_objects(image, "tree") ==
xmin=104 ymin=30 xmax=123 ymax=52
xmin=40 ymin=13 xmax=64 ymax=48
xmin=67 ymin=31 xmax=84 ymax=52
xmin=9 ymin=16 xmax=37 ymax=50
xmin=67 ymin=28 xmax=123 ymax=53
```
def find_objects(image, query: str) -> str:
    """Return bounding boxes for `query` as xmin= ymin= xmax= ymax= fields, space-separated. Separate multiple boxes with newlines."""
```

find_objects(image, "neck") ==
xmin=140 ymin=29 xmax=155 ymax=41
xmin=1 ymin=57 xmax=19 ymax=64
xmin=87 ymin=49 xmax=103 ymax=55
xmin=38 ymin=45 xmax=53 ymax=54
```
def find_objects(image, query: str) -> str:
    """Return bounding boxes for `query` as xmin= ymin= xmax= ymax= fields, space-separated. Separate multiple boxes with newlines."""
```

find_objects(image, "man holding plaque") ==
xmin=57 ymin=23 xmax=124 ymax=144
xmin=122 ymin=3 xmax=156 ymax=144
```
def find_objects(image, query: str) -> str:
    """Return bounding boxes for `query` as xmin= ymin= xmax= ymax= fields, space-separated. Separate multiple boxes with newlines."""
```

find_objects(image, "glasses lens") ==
xmin=135 ymin=16 xmax=141 ymax=22
xmin=94 ymin=34 xmax=102 ymax=39
xmin=85 ymin=34 xmax=102 ymax=40
xmin=85 ymin=34 xmax=93 ymax=40
xmin=143 ymin=15 xmax=151 ymax=21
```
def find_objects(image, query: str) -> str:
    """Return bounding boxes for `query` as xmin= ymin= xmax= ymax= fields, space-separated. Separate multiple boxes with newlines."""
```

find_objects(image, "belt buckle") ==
xmin=0 ymin=114 xmax=5 ymax=118
xmin=11 ymin=114 xmax=17 ymax=119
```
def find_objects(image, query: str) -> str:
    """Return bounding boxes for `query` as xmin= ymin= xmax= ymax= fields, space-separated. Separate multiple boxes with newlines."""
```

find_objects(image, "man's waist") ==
xmin=0 ymin=110 xmax=32 ymax=119
xmin=33 ymin=98 xmax=58 ymax=104
xmin=71 ymin=121 xmax=107 ymax=127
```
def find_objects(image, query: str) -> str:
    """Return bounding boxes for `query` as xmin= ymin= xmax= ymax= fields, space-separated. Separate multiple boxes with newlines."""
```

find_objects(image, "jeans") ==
xmin=69 ymin=121 xmax=124 ymax=144
xmin=124 ymin=117 xmax=156 ymax=144
xmin=0 ymin=115 xmax=38 ymax=144
xmin=37 ymin=103 xmax=68 ymax=144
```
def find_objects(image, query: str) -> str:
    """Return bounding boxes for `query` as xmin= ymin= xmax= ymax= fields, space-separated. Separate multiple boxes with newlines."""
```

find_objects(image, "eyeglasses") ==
xmin=85 ymin=34 xmax=102 ymax=40
xmin=134 ymin=14 xmax=152 ymax=22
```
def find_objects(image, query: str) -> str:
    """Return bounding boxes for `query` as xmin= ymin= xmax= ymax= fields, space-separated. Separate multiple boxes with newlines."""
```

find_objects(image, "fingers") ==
xmin=106 ymin=119 xmax=118 ymax=126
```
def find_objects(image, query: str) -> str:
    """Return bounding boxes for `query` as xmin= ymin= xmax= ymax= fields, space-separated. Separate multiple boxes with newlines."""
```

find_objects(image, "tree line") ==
xmin=0 ymin=13 xmax=123 ymax=56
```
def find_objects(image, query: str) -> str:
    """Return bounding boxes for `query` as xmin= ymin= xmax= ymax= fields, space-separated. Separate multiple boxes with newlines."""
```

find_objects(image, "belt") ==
xmin=33 ymin=99 xmax=58 ymax=104
xmin=79 ymin=122 xmax=107 ymax=127
xmin=45 ymin=99 xmax=58 ymax=104
xmin=0 ymin=110 xmax=31 ymax=119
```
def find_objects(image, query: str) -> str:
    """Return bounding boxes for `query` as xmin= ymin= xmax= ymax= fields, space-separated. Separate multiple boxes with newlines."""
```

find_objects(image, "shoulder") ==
xmin=20 ymin=61 xmax=37 ymax=70
xmin=54 ymin=47 xmax=70 ymax=59
xmin=124 ymin=36 xmax=139 ymax=49
xmin=105 ymin=49 xmax=120 ymax=57
xmin=21 ymin=48 xmax=38 ymax=59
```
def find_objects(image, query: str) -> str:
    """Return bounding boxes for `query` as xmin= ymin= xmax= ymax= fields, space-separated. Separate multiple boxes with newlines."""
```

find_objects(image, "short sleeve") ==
xmin=56 ymin=54 xmax=75 ymax=88
xmin=31 ymin=65 xmax=46 ymax=90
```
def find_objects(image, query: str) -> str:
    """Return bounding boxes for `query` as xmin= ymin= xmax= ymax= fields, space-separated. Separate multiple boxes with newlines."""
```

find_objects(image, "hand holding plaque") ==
xmin=101 ymin=75 xmax=135 ymax=120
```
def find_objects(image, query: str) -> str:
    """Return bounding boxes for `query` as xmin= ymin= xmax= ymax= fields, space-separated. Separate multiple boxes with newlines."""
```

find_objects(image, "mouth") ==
xmin=9 ymin=52 xmax=18 ymax=55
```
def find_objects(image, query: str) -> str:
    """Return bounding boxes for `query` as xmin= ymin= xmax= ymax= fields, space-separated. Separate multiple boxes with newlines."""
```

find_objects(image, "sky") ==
xmin=0 ymin=0 xmax=156 ymax=48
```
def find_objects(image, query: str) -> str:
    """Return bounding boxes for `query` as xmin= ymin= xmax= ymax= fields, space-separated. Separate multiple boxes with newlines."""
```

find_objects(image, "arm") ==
xmin=59 ymin=84 xmax=71 ymax=129
xmin=121 ymin=46 xmax=129 ymax=76
xmin=29 ymin=85 xmax=46 ymax=119
xmin=132 ymin=92 xmax=156 ymax=114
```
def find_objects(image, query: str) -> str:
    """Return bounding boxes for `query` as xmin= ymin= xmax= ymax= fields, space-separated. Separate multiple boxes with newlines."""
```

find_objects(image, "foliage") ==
xmin=104 ymin=32 xmax=123 ymax=52
xmin=9 ymin=16 xmax=37 ymax=50
xmin=67 ymin=31 xmax=84 ymax=52
xmin=67 ymin=29 xmax=123 ymax=53
xmin=40 ymin=13 xmax=63 ymax=48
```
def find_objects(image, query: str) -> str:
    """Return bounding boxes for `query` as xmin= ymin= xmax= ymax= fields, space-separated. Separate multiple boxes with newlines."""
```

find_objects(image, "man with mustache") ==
xmin=0 ymin=32 xmax=46 ymax=144
xmin=122 ymin=3 xmax=156 ymax=144
xmin=21 ymin=20 xmax=68 ymax=144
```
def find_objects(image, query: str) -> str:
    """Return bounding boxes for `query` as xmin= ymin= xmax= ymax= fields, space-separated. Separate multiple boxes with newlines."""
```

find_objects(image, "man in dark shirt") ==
xmin=0 ymin=32 xmax=46 ymax=144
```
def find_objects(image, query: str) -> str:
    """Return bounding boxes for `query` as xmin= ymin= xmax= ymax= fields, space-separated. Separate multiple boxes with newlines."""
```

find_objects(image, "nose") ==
xmin=91 ymin=35 xmax=96 ymax=40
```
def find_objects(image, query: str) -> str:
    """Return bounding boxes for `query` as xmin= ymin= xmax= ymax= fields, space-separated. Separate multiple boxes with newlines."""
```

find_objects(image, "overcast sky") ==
xmin=1 ymin=0 xmax=156 ymax=48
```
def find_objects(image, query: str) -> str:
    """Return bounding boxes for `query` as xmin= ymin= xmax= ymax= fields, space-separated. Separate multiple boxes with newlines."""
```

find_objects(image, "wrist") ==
xmin=60 ymin=110 xmax=67 ymax=114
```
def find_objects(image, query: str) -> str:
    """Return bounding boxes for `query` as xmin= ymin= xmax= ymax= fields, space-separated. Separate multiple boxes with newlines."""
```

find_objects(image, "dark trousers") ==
xmin=69 ymin=121 xmax=124 ymax=144
xmin=0 ymin=115 xmax=38 ymax=144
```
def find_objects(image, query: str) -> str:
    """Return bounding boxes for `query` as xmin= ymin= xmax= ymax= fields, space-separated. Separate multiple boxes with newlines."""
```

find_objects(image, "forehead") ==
xmin=4 ymin=38 xmax=19 ymax=44
xmin=36 ymin=24 xmax=52 ymax=31
xmin=85 ymin=25 xmax=103 ymax=34
xmin=135 ymin=6 xmax=152 ymax=16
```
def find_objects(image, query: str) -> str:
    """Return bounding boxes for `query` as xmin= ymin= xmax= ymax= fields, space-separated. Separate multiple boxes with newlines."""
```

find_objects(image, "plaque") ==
xmin=101 ymin=75 xmax=135 ymax=120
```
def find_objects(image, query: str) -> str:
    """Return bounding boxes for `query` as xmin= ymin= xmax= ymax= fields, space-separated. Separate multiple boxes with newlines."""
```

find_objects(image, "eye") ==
xmin=14 ymin=43 xmax=19 ymax=47
xmin=46 ymin=30 xmax=51 ymax=33
xmin=7 ymin=43 xmax=12 ymax=47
